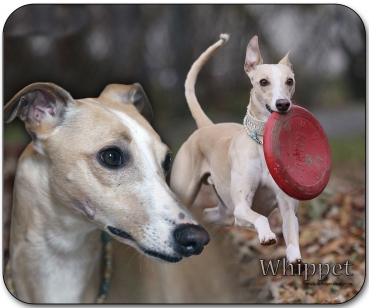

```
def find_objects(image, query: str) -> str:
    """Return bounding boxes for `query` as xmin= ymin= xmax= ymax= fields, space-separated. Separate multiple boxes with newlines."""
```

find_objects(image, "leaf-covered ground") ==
xmin=211 ymin=171 xmax=365 ymax=303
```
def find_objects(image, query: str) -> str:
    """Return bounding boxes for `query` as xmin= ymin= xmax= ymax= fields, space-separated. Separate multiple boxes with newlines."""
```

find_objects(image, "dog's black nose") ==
xmin=276 ymin=99 xmax=291 ymax=112
xmin=173 ymin=224 xmax=210 ymax=257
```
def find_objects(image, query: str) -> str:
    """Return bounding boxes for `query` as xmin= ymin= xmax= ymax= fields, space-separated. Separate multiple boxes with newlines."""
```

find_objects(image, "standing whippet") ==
xmin=170 ymin=34 xmax=302 ymax=265
xmin=4 ymin=82 xmax=212 ymax=303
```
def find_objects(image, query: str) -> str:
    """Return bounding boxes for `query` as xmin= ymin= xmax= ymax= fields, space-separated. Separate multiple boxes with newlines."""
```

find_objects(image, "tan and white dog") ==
xmin=3 ymin=82 xmax=221 ymax=303
xmin=170 ymin=35 xmax=302 ymax=265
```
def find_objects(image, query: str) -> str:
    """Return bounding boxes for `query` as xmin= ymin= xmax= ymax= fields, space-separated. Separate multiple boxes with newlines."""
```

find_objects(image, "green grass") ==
xmin=329 ymin=134 xmax=365 ymax=167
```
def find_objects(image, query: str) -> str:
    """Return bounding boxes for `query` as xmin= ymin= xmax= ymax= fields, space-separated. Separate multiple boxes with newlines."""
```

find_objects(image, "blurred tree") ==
xmin=3 ymin=4 xmax=365 ymax=147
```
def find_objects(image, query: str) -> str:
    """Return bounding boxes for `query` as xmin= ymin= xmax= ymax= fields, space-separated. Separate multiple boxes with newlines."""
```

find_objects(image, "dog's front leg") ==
xmin=230 ymin=170 xmax=276 ymax=246
xmin=277 ymin=196 xmax=302 ymax=264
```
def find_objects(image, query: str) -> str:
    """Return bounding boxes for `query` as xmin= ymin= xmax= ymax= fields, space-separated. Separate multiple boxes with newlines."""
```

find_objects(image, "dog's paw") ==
xmin=289 ymin=259 xmax=305 ymax=273
xmin=259 ymin=232 xmax=277 ymax=246
xmin=204 ymin=205 xmax=234 ymax=226
xmin=286 ymin=245 xmax=304 ymax=272
xmin=254 ymin=216 xmax=276 ymax=246
xmin=286 ymin=244 xmax=302 ymax=263
xmin=203 ymin=207 xmax=221 ymax=225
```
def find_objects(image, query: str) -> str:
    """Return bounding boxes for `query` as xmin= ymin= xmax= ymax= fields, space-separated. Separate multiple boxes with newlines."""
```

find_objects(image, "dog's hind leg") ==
xmin=203 ymin=186 xmax=234 ymax=225
xmin=170 ymin=144 xmax=203 ymax=208
xmin=278 ymin=196 xmax=302 ymax=264
xmin=203 ymin=202 xmax=234 ymax=226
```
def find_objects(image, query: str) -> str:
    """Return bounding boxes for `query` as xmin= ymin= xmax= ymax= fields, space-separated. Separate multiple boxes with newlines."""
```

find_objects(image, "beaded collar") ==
xmin=5 ymin=231 xmax=113 ymax=304
xmin=243 ymin=109 xmax=267 ymax=145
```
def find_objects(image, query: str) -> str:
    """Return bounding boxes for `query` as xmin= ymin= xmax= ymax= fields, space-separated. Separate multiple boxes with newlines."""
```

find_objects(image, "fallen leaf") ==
xmin=339 ymin=194 xmax=352 ymax=228
xmin=318 ymin=238 xmax=345 ymax=255
xmin=300 ymin=227 xmax=320 ymax=246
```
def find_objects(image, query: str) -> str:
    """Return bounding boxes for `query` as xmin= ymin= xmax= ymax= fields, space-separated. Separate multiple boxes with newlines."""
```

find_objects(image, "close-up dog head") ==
xmin=244 ymin=36 xmax=295 ymax=116
xmin=4 ymin=83 xmax=210 ymax=263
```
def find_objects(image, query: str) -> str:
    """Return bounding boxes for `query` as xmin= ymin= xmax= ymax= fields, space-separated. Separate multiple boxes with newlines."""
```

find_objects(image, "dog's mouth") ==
xmin=107 ymin=226 xmax=134 ymax=241
xmin=266 ymin=103 xmax=291 ymax=114
xmin=107 ymin=225 xmax=183 ymax=263
xmin=266 ymin=104 xmax=274 ymax=114
xmin=143 ymin=249 xmax=182 ymax=263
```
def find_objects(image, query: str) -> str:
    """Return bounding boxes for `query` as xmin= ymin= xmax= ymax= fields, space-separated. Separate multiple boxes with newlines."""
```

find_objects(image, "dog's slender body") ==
xmin=4 ymin=82 xmax=240 ymax=303
xmin=170 ymin=35 xmax=302 ymax=264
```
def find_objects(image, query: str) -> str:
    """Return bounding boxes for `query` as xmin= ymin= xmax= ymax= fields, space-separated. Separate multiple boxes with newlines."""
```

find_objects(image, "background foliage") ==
xmin=3 ymin=4 xmax=365 ymax=149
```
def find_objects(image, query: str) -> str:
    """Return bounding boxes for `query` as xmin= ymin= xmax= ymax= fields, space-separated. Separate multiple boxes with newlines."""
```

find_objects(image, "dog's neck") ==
xmin=10 ymin=157 xmax=102 ymax=303
xmin=247 ymin=90 xmax=271 ymax=122
xmin=244 ymin=108 xmax=266 ymax=135
xmin=243 ymin=93 xmax=271 ymax=145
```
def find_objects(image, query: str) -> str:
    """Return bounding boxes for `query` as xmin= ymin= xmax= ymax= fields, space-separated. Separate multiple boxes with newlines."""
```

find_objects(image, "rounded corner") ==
xmin=3 ymin=3 xmax=35 ymax=34
xmin=332 ymin=3 xmax=366 ymax=33
xmin=339 ymin=273 xmax=367 ymax=305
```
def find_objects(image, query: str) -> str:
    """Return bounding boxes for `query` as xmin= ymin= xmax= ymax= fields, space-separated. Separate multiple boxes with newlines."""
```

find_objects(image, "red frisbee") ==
xmin=263 ymin=105 xmax=332 ymax=200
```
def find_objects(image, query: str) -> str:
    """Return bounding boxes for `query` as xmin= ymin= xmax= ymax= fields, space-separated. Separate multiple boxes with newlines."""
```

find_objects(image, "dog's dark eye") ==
xmin=286 ymin=78 xmax=294 ymax=86
xmin=162 ymin=153 xmax=171 ymax=174
xmin=259 ymin=79 xmax=269 ymax=87
xmin=99 ymin=148 xmax=124 ymax=167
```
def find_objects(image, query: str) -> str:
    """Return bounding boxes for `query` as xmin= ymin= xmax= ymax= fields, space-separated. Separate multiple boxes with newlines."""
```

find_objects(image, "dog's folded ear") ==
xmin=4 ymin=83 xmax=73 ymax=126
xmin=4 ymin=83 xmax=74 ymax=154
xmin=4 ymin=82 xmax=74 ymax=138
xmin=99 ymin=83 xmax=153 ymax=122
xmin=244 ymin=35 xmax=263 ymax=75
xmin=278 ymin=51 xmax=293 ymax=71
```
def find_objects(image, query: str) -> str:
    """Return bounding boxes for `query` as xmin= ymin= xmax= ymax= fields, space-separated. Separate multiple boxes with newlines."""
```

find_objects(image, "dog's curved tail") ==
xmin=185 ymin=33 xmax=229 ymax=128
